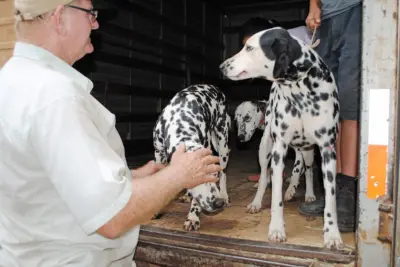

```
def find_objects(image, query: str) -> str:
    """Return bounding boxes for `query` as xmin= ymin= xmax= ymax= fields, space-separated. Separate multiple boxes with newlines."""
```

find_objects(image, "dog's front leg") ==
xmin=183 ymin=198 xmax=202 ymax=231
xmin=247 ymin=130 xmax=272 ymax=213
xmin=302 ymin=149 xmax=316 ymax=202
xmin=319 ymin=145 xmax=343 ymax=249
xmin=268 ymin=139 xmax=287 ymax=242
xmin=218 ymin=138 xmax=231 ymax=207
xmin=284 ymin=149 xmax=305 ymax=201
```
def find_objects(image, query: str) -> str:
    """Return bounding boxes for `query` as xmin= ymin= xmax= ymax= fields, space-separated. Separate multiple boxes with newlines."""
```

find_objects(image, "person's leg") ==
xmin=298 ymin=4 xmax=361 ymax=233
xmin=297 ymin=14 xmax=339 ymax=217
xmin=334 ymin=3 xmax=361 ymax=232
xmin=336 ymin=124 xmax=342 ymax=174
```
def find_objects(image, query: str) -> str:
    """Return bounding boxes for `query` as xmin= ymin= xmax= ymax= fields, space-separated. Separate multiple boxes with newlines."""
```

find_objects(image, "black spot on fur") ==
xmin=327 ymin=171 xmax=334 ymax=182
xmin=273 ymin=151 xmax=280 ymax=165
xmin=320 ymin=93 xmax=329 ymax=101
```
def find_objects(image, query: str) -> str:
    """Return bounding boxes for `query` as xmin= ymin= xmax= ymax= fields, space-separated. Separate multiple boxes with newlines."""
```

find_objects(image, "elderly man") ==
xmin=0 ymin=1 xmax=221 ymax=267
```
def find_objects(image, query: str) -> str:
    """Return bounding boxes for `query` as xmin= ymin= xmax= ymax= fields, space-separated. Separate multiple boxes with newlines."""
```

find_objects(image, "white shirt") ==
xmin=0 ymin=42 xmax=139 ymax=267
xmin=288 ymin=26 xmax=313 ymax=45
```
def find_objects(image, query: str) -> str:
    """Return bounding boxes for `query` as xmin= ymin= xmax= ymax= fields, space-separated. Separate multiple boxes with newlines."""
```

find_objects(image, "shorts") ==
xmin=315 ymin=3 xmax=362 ymax=121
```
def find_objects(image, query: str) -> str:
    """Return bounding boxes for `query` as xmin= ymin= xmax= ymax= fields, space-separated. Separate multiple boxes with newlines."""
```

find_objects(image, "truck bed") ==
xmin=133 ymin=134 xmax=356 ymax=266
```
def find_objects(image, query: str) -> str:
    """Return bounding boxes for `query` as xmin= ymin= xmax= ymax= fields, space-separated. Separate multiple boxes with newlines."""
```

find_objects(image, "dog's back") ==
xmin=153 ymin=84 xmax=229 ymax=163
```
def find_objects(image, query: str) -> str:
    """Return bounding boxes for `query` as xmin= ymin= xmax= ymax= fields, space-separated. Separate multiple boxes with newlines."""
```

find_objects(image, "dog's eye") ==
xmin=246 ymin=45 xmax=254 ymax=52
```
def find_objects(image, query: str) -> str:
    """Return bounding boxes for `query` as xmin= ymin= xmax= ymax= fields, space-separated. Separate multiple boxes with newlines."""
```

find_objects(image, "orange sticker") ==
xmin=367 ymin=145 xmax=388 ymax=199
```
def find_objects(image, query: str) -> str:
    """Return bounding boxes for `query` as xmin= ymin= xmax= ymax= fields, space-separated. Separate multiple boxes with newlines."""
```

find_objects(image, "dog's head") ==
xmin=182 ymin=144 xmax=226 ymax=213
xmin=187 ymin=182 xmax=225 ymax=213
xmin=234 ymin=100 xmax=267 ymax=142
xmin=219 ymin=27 xmax=303 ymax=82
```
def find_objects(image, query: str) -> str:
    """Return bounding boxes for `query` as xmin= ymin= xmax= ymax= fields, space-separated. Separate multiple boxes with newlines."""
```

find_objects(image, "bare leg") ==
xmin=340 ymin=120 xmax=359 ymax=177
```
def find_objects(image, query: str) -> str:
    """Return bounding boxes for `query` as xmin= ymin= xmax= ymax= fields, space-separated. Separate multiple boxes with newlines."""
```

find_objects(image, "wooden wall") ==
xmin=73 ymin=0 xmax=224 ymax=164
xmin=0 ymin=0 xmax=15 ymax=68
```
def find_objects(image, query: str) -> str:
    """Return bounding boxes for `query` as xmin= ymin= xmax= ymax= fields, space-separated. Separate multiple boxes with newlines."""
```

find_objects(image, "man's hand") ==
xmin=306 ymin=0 xmax=321 ymax=30
xmin=132 ymin=160 xmax=166 ymax=178
xmin=170 ymin=143 xmax=222 ymax=189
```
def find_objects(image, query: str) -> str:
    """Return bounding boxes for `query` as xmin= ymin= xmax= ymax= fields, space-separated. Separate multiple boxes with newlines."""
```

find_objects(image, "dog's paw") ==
xmin=183 ymin=218 xmax=200 ymax=231
xmin=268 ymin=223 xmax=287 ymax=242
xmin=247 ymin=202 xmax=262 ymax=213
xmin=253 ymin=182 xmax=259 ymax=188
xmin=324 ymin=227 xmax=344 ymax=250
xmin=284 ymin=186 xmax=296 ymax=201
xmin=305 ymin=193 xmax=316 ymax=202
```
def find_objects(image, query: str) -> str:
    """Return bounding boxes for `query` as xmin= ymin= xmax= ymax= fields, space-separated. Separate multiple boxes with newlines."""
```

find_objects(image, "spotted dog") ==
xmin=220 ymin=27 xmax=343 ymax=249
xmin=153 ymin=84 xmax=231 ymax=231
xmin=234 ymin=100 xmax=316 ymax=205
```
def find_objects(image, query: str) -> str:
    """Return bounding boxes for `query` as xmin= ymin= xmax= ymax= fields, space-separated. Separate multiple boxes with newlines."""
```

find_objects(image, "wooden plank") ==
xmin=138 ymin=225 xmax=355 ymax=264
xmin=97 ymin=23 xmax=220 ymax=68
xmin=115 ymin=112 xmax=159 ymax=123
xmin=0 ymin=1 xmax=16 ymax=68
xmin=135 ymin=239 xmax=312 ymax=267
xmin=0 ymin=49 xmax=12 ymax=67
xmin=92 ymin=51 xmax=220 ymax=84
xmin=104 ymin=0 xmax=224 ymax=50
xmin=0 ymin=1 xmax=14 ymax=20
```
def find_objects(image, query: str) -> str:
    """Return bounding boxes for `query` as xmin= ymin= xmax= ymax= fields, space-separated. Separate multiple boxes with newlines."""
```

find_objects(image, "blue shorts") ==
xmin=315 ymin=3 xmax=362 ymax=121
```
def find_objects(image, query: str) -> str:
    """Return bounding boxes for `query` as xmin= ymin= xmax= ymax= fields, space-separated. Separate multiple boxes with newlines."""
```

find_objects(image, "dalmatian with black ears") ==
xmin=220 ymin=27 xmax=343 ymax=249
xmin=153 ymin=84 xmax=231 ymax=231
xmin=234 ymin=100 xmax=316 ymax=205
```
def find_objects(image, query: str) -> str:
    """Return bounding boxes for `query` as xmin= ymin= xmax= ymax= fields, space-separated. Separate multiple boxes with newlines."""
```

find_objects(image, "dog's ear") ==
xmin=272 ymin=40 xmax=290 ymax=78
xmin=260 ymin=29 xmax=302 ymax=79
xmin=257 ymin=100 xmax=267 ymax=113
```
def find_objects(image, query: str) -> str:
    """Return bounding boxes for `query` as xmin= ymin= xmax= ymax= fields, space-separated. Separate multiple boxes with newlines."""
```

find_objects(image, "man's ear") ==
xmin=50 ymin=5 xmax=67 ymax=34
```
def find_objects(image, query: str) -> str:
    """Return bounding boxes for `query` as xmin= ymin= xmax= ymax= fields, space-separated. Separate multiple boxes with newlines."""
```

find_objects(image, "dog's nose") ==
xmin=212 ymin=198 xmax=226 ymax=210
xmin=238 ymin=134 xmax=245 ymax=141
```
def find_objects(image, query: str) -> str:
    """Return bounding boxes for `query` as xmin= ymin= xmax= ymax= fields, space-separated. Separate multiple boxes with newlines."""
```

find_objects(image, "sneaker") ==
xmin=298 ymin=197 xmax=325 ymax=217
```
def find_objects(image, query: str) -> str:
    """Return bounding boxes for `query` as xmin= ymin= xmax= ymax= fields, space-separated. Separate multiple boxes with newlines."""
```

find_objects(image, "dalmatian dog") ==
xmin=153 ymin=84 xmax=231 ymax=231
xmin=234 ymin=100 xmax=316 ymax=205
xmin=220 ymin=27 xmax=343 ymax=249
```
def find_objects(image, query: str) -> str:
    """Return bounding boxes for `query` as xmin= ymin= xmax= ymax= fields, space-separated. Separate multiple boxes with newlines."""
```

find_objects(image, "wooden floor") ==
xmin=143 ymin=135 xmax=356 ymax=252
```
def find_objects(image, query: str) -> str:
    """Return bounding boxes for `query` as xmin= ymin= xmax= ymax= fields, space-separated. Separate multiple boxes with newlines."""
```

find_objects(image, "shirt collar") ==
xmin=13 ymin=42 xmax=93 ymax=93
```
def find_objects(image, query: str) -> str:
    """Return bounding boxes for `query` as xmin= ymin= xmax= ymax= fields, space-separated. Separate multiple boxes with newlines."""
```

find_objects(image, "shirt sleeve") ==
xmin=29 ymin=95 xmax=133 ymax=235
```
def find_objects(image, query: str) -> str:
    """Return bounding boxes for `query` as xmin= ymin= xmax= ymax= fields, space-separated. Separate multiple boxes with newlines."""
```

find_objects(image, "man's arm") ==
xmin=306 ymin=0 xmax=321 ymax=30
xmin=97 ymin=163 xmax=185 ymax=238
xmin=98 ymin=144 xmax=221 ymax=239
xmin=30 ymin=95 xmax=220 ymax=239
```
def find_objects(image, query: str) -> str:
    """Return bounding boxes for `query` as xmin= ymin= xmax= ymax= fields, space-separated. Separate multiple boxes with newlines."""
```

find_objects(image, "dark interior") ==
xmin=73 ymin=0 xmax=310 ymax=167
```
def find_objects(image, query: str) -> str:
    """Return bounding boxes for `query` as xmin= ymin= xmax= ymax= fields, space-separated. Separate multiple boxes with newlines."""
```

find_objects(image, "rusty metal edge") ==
xmin=135 ymin=240 xmax=311 ymax=267
xmin=138 ymin=225 xmax=356 ymax=264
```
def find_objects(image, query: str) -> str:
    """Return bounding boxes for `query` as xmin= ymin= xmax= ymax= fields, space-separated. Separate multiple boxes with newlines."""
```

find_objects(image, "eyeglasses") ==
xmin=66 ymin=5 xmax=98 ymax=23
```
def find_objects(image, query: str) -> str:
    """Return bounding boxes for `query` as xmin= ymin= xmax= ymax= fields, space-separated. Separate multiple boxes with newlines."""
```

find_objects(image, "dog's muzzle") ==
xmin=237 ymin=134 xmax=245 ymax=142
